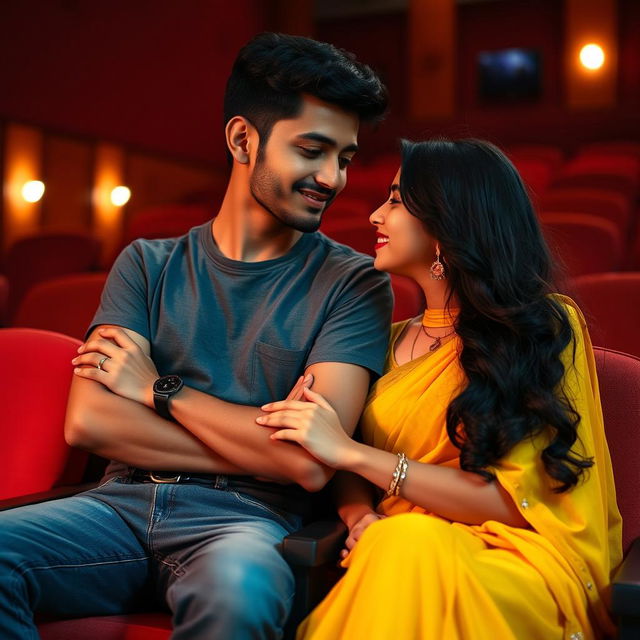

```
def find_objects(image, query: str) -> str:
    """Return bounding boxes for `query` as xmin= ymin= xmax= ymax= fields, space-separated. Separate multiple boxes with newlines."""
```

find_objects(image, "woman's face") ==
xmin=369 ymin=169 xmax=435 ymax=277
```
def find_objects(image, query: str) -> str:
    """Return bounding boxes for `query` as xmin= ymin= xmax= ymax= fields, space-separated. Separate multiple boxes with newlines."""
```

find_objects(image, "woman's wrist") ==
xmin=336 ymin=439 xmax=368 ymax=472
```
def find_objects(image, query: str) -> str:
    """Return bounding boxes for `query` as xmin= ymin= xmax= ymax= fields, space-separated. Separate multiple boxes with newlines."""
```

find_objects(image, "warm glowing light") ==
xmin=21 ymin=180 xmax=45 ymax=203
xmin=110 ymin=186 xmax=131 ymax=206
xmin=579 ymin=44 xmax=605 ymax=70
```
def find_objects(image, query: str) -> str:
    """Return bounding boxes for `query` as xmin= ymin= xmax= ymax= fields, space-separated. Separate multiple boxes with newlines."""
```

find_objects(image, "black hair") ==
xmin=399 ymin=138 xmax=592 ymax=493
xmin=223 ymin=32 xmax=388 ymax=160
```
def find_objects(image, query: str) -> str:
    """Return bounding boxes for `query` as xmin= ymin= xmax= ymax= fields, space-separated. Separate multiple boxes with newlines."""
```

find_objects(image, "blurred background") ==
xmin=0 ymin=0 xmax=639 ymax=355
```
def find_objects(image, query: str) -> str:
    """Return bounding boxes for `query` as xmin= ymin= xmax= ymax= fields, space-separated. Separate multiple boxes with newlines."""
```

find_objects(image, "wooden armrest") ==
xmin=282 ymin=520 xmax=347 ymax=567
xmin=0 ymin=483 xmax=99 ymax=512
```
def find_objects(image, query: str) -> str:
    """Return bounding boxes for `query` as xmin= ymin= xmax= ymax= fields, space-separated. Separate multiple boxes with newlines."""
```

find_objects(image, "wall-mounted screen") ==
xmin=478 ymin=48 xmax=541 ymax=102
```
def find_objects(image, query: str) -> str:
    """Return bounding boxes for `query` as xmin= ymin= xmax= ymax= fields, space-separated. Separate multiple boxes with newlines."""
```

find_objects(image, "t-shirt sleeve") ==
xmin=305 ymin=265 xmax=393 ymax=377
xmin=87 ymin=242 xmax=152 ymax=340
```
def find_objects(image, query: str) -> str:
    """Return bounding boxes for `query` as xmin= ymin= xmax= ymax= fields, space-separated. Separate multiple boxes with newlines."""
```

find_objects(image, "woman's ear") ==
xmin=225 ymin=116 xmax=254 ymax=164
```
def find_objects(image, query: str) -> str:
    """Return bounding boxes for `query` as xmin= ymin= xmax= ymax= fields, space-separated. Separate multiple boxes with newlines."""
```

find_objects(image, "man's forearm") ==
xmin=169 ymin=386 xmax=329 ymax=491
xmin=65 ymin=378 xmax=244 ymax=473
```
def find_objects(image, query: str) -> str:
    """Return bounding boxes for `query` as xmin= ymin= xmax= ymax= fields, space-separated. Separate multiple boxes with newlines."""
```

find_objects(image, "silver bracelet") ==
xmin=385 ymin=452 xmax=407 ymax=498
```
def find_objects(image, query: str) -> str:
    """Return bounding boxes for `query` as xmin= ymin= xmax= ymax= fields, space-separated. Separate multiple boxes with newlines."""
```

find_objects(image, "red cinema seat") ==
xmin=572 ymin=272 xmax=640 ymax=359
xmin=0 ymin=328 xmax=88 ymax=499
xmin=123 ymin=205 xmax=213 ymax=245
xmin=13 ymin=272 xmax=108 ymax=341
xmin=4 ymin=231 xmax=102 ymax=321
xmin=539 ymin=188 xmax=632 ymax=236
xmin=540 ymin=213 xmax=623 ymax=278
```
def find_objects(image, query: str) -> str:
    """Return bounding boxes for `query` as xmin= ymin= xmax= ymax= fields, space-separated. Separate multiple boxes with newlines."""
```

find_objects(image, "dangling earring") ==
xmin=430 ymin=245 xmax=446 ymax=280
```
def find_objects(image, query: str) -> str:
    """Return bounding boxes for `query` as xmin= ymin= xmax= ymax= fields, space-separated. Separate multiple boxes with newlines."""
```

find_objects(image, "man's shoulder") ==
xmin=120 ymin=225 xmax=203 ymax=268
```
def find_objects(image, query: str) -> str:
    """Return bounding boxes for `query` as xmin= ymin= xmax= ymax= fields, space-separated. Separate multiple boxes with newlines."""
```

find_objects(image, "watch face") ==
xmin=154 ymin=375 xmax=183 ymax=394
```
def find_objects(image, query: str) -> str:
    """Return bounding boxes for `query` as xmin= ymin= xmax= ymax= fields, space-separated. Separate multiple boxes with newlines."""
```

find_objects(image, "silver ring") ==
xmin=97 ymin=356 xmax=109 ymax=371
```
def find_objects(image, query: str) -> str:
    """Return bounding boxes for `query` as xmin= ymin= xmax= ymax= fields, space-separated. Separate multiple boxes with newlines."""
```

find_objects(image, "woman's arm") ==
xmin=259 ymin=387 xmax=528 ymax=527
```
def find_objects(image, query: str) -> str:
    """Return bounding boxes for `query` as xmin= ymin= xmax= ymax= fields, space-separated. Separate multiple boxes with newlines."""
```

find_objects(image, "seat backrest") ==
xmin=123 ymin=204 xmax=212 ymax=245
xmin=13 ymin=272 xmax=108 ymax=341
xmin=573 ymin=273 xmax=640 ymax=359
xmin=0 ymin=328 xmax=88 ymax=499
xmin=4 ymin=231 xmax=102 ymax=320
xmin=540 ymin=212 xmax=623 ymax=277
xmin=539 ymin=187 xmax=631 ymax=234
xmin=593 ymin=347 xmax=640 ymax=552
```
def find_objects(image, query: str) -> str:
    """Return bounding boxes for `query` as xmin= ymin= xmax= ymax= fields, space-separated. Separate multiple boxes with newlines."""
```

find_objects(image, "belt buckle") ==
xmin=149 ymin=472 xmax=182 ymax=483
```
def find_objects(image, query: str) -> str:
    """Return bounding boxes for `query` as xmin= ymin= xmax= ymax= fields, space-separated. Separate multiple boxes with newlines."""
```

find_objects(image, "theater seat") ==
xmin=13 ymin=272 xmax=108 ymax=340
xmin=573 ymin=273 xmax=640 ymax=359
xmin=540 ymin=212 xmax=623 ymax=278
xmin=0 ymin=328 xmax=88 ymax=499
xmin=123 ymin=205 xmax=212 ymax=246
xmin=4 ymin=231 xmax=102 ymax=321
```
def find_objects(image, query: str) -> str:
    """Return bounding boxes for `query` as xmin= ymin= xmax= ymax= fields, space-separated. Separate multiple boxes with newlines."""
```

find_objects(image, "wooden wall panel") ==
xmin=2 ymin=123 xmax=43 ymax=252
xmin=41 ymin=135 xmax=92 ymax=231
xmin=408 ymin=0 xmax=455 ymax=120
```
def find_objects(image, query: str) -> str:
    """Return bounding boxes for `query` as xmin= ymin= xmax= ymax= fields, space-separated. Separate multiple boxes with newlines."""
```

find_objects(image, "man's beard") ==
xmin=249 ymin=158 xmax=334 ymax=233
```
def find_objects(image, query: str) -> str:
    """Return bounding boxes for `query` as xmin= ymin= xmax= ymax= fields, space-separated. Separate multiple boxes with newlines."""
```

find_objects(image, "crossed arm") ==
xmin=65 ymin=325 xmax=371 ymax=491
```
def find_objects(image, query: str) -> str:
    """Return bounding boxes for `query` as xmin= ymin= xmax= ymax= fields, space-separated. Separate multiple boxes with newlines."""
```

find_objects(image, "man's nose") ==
xmin=315 ymin=158 xmax=341 ymax=190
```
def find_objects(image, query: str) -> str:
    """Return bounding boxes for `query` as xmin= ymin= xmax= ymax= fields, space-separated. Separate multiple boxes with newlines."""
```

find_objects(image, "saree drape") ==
xmin=297 ymin=296 xmax=621 ymax=640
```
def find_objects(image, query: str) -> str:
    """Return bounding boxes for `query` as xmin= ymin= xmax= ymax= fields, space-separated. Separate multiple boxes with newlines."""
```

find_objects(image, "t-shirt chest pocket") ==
xmin=251 ymin=341 xmax=308 ymax=405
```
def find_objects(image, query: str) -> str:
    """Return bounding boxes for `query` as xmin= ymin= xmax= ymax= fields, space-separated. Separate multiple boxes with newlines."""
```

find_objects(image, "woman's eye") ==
xmin=389 ymin=197 xmax=401 ymax=204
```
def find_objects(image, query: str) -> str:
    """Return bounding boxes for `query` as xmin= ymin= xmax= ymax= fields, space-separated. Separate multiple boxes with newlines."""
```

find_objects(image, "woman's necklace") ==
xmin=409 ymin=321 xmax=456 ymax=360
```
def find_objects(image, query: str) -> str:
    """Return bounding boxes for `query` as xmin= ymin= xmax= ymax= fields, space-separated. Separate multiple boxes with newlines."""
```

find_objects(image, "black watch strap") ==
xmin=153 ymin=375 xmax=184 ymax=421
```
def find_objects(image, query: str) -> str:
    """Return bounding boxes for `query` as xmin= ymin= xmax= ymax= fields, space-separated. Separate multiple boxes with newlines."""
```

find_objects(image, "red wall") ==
xmin=0 ymin=0 xmax=269 ymax=167
xmin=318 ymin=0 xmax=640 ymax=157
xmin=1 ymin=0 xmax=638 ymax=165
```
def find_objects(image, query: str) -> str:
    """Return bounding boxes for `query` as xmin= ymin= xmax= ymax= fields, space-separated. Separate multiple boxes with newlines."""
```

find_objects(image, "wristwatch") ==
xmin=153 ymin=375 xmax=184 ymax=421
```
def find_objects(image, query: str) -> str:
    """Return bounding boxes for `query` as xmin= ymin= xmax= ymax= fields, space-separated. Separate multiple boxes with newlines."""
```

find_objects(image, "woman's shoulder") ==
xmin=549 ymin=293 xmax=587 ymax=331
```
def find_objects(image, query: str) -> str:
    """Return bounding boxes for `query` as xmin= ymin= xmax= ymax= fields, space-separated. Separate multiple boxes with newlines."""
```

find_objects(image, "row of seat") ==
xmin=3 ymin=268 xmax=640 ymax=361
xmin=2 ymin=327 xmax=639 ymax=638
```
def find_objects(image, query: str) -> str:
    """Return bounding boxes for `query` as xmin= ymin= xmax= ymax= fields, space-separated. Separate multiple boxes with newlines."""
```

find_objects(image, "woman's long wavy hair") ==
xmin=399 ymin=138 xmax=592 ymax=492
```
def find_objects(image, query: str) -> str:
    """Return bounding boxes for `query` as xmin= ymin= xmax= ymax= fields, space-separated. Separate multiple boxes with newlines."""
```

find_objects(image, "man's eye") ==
xmin=299 ymin=147 xmax=321 ymax=157
xmin=339 ymin=157 xmax=352 ymax=170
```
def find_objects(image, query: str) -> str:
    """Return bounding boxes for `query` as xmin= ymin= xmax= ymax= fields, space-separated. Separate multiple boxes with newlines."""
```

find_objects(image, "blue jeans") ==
xmin=0 ymin=475 xmax=303 ymax=640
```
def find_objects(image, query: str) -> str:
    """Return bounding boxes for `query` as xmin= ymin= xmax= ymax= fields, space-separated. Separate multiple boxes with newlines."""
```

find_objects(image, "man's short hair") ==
xmin=224 ymin=32 xmax=388 ymax=155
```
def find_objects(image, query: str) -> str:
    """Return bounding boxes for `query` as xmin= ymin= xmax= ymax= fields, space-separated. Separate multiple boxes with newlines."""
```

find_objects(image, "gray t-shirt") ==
xmin=91 ymin=222 xmax=392 ymax=406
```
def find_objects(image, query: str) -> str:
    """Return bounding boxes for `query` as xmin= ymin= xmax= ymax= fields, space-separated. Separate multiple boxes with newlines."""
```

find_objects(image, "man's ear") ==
xmin=225 ymin=116 xmax=256 ymax=164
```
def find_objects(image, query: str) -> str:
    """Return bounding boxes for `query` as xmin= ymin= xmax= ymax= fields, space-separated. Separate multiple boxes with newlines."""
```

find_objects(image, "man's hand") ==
xmin=71 ymin=326 xmax=159 ymax=407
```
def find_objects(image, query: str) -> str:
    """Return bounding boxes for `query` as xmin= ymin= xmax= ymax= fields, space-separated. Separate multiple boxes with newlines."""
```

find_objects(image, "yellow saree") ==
xmin=297 ymin=297 xmax=622 ymax=640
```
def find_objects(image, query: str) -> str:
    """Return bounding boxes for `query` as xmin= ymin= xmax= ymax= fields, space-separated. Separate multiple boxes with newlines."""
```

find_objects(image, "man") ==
xmin=0 ymin=33 xmax=390 ymax=639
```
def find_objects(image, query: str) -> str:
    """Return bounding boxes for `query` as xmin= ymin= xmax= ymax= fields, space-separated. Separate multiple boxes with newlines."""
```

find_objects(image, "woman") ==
xmin=256 ymin=139 xmax=622 ymax=639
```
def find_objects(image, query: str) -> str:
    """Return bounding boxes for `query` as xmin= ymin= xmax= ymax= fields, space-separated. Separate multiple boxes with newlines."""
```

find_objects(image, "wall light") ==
xmin=110 ymin=185 xmax=131 ymax=206
xmin=579 ymin=43 xmax=605 ymax=70
xmin=21 ymin=180 xmax=45 ymax=203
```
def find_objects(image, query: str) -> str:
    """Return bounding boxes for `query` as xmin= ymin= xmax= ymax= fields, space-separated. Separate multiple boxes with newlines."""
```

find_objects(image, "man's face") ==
xmin=249 ymin=95 xmax=359 ymax=232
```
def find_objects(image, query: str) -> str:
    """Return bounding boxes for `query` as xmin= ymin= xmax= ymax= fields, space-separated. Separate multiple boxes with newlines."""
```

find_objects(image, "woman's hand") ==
xmin=71 ymin=327 xmax=159 ymax=407
xmin=340 ymin=510 xmax=385 ymax=559
xmin=256 ymin=386 xmax=359 ymax=469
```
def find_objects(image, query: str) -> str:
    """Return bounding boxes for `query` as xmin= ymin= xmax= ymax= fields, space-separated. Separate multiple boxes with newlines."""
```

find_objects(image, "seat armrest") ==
xmin=612 ymin=537 xmax=640 ymax=615
xmin=0 ymin=483 xmax=98 ymax=512
xmin=282 ymin=520 xmax=347 ymax=567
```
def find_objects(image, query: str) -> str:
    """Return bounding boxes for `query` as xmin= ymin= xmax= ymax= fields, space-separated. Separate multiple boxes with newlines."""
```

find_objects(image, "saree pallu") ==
xmin=297 ymin=296 xmax=621 ymax=640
